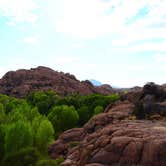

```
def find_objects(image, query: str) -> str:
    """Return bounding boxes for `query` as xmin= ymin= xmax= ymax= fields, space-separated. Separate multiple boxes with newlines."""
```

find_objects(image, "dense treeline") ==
xmin=0 ymin=91 xmax=119 ymax=166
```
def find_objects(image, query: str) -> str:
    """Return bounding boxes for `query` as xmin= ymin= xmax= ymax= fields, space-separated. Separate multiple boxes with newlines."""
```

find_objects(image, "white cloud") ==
xmin=6 ymin=21 xmax=16 ymax=26
xmin=53 ymin=0 xmax=122 ymax=38
xmin=0 ymin=67 xmax=9 ymax=78
xmin=153 ymin=54 xmax=166 ymax=62
xmin=1 ymin=0 xmax=166 ymax=88
xmin=128 ymin=41 xmax=166 ymax=52
xmin=45 ymin=0 xmax=166 ymax=41
xmin=0 ymin=0 xmax=38 ymax=23
xmin=0 ymin=58 xmax=33 ymax=78
xmin=55 ymin=56 xmax=79 ymax=64
xmin=23 ymin=36 xmax=39 ymax=44
xmin=71 ymin=43 xmax=85 ymax=48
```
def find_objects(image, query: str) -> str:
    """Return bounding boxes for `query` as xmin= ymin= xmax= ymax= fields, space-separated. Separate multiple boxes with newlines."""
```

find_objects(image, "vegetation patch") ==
xmin=0 ymin=92 xmax=119 ymax=165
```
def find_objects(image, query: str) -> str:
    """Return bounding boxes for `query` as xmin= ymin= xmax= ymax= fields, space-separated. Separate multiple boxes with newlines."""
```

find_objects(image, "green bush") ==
xmin=36 ymin=157 xmax=64 ymax=166
xmin=93 ymin=105 xmax=103 ymax=115
xmin=27 ymin=91 xmax=58 ymax=115
xmin=133 ymin=102 xmax=146 ymax=119
xmin=5 ymin=120 xmax=33 ymax=154
xmin=0 ymin=104 xmax=5 ymax=124
xmin=77 ymin=106 xmax=90 ymax=125
xmin=0 ymin=92 xmax=120 ymax=165
xmin=0 ymin=125 xmax=5 ymax=162
xmin=48 ymin=105 xmax=79 ymax=133
xmin=2 ymin=147 xmax=40 ymax=166
xmin=35 ymin=119 xmax=54 ymax=153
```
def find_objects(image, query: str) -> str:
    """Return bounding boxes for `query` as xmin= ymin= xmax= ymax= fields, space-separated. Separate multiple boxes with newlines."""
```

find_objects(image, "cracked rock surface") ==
xmin=49 ymin=101 xmax=166 ymax=166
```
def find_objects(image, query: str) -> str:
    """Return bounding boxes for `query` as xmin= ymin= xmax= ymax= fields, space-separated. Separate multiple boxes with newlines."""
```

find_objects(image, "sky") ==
xmin=0 ymin=0 xmax=166 ymax=87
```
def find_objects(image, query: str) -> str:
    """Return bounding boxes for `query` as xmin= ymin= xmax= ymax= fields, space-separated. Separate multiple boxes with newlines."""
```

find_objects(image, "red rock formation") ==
xmin=0 ymin=66 xmax=113 ymax=97
xmin=49 ymin=101 xmax=166 ymax=166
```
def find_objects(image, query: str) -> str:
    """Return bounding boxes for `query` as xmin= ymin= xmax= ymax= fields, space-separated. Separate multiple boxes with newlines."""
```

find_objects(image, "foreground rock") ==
xmin=49 ymin=101 xmax=166 ymax=166
xmin=0 ymin=66 xmax=113 ymax=97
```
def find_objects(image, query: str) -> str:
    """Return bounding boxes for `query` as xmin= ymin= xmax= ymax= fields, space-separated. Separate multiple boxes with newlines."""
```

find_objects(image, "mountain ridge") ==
xmin=0 ymin=66 xmax=113 ymax=97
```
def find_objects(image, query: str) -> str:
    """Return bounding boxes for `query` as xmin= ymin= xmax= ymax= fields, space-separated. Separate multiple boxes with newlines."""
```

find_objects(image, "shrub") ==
xmin=77 ymin=106 xmax=90 ymax=125
xmin=0 ymin=104 xmax=5 ymax=124
xmin=133 ymin=102 xmax=146 ymax=119
xmin=2 ymin=147 xmax=40 ymax=166
xmin=27 ymin=91 xmax=58 ymax=115
xmin=93 ymin=105 xmax=103 ymax=115
xmin=5 ymin=120 xmax=33 ymax=154
xmin=35 ymin=119 xmax=54 ymax=153
xmin=48 ymin=105 xmax=79 ymax=133
xmin=0 ymin=125 xmax=5 ymax=162
xmin=36 ymin=157 xmax=64 ymax=166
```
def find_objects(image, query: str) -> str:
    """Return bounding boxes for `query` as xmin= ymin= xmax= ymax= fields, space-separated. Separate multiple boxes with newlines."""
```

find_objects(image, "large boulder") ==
xmin=132 ymin=83 xmax=166 ymax=119
xmin=142 ymin=82 xmax=166 ymax=101
xmin=48 ymin=128 xmax=84 ymax=159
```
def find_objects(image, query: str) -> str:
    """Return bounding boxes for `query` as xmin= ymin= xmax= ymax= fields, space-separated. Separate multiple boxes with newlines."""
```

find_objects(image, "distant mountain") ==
xmin=0 ymin=66 xmax=113 ymax=98
xmin=89 ymin=79 xmax=102 ymax=86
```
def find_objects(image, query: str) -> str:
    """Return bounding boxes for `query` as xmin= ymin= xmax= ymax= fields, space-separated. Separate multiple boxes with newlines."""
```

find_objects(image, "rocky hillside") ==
xmin=0 ymin=66 xmax=113 ymax=97
xmin=49 ymin=83 xmax=166 ymax=166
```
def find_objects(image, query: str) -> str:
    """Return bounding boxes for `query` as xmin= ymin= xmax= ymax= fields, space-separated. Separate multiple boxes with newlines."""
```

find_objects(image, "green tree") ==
xmin=0 ymin=104 xmax=5 ymax=124
xmin=6 ymin=110 xmax=26 ymax=124
xmin=2 ymin=147 xmax=40 ymax=166
xmin=35 ymin=119 xmax=54 ymax=153
xmin=36 ymin=157 xmax=64 ymax=166
xmin=27 ymin=91 xmax=58 ymax=115
xmin=5 ymin=121 xmax=33 ymax=154
xmin=23 ymin=107 xmax=40 ymax=123
xmin=48 ymin=105 xmax=79 ymax=133
xmin=77 ymin=106 xmax=90 ymax=125
xmin=93 ymin=106 xmax=103 ymax=115
xmin=0 ymin=94 xmax=10 ymax=110
xmin=5 ymin=98 xmax=26 ymax=114
xmin=0 ymin=125 xmax=5 ymax=163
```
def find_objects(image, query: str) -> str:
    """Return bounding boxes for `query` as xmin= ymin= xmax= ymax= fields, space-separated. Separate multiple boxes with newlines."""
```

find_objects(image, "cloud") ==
xmin=71 ymin=43 xmax=85 ymax=48
xmin=54 ymin=56 xmax=79 ymax=64
xmin=153 ymin=54 xmax=166 ymax=62
xmin=0 ymin=57 xmax=33 ymax=78
xmin=23 ymin=36 xmax=39 ymax=44
xmin=0 ymin=0 xmax=38 ymax=23
xmin=128 ymin=41 xmax=166 ymax=52
xmin=0 ymin=67 xmax=9 ymax=78
xmin=53 ymin=0 xmax=122 ymax=38
xmin=1 ymin=0 xmax=166 ymax=88
xmin=46 ymin=0 xmax=166 ymax=41
xmin=111 ymin=40 xmax=166 ymax=52
xmin=6 ymin=21 xmax=16 ymax=26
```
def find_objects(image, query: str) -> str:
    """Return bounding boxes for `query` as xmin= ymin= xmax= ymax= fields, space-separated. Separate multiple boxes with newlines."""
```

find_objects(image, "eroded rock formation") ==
xmin=0 ymin=66 xmax=113 ymax=97
xmin=49 ymin=101 xmax=166 ymax=166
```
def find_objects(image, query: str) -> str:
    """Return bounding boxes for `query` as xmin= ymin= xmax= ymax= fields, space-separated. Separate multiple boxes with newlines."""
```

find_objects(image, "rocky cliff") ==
xmin=0 ymin=66 xmax=113 ymax=97
xmin=49 ymin=83 xmax=166 ymax=166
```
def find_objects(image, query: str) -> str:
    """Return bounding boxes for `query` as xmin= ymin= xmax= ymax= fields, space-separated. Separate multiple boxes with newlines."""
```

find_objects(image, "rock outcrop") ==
xmin=120 ymin=82 xmax=166 ymax=118
xmin=0 ymin=66 xmax=113 ymax=97
xmin=49 ymin=100 xmax=166 ymax=166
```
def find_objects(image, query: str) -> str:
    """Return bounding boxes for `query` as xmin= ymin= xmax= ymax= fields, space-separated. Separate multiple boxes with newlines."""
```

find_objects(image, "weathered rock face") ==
xmin=141 ymin=82 xmax=166 ymax=102
xmin=120 ymin=82 xmax=166 ymax=103
xmin=0 ymin=66 xmax=113 ymax=97
xmin=49 ymin=101 xmax=166 ymax=166
xmin=120 ymin=83 xmax=166 ymax=118
xmin=48 ymin=128 xmax=84 ymax=159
